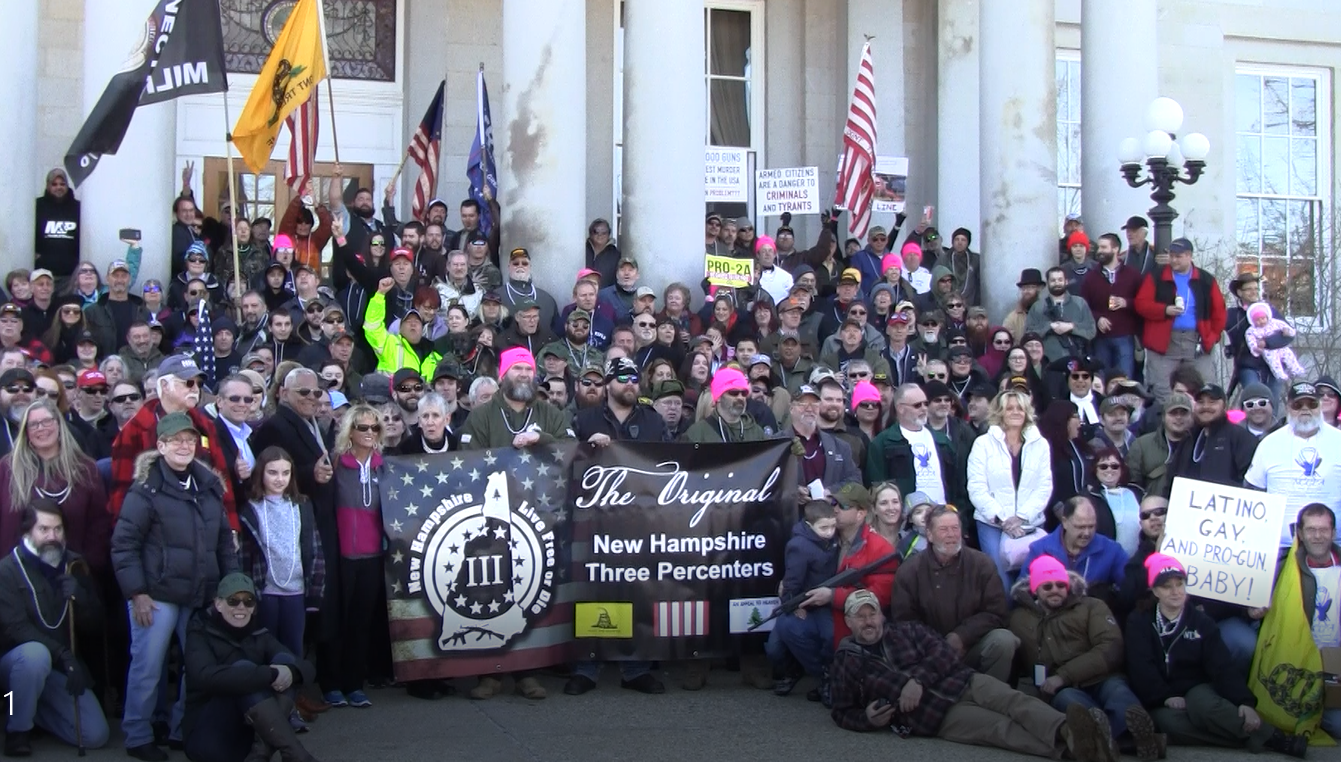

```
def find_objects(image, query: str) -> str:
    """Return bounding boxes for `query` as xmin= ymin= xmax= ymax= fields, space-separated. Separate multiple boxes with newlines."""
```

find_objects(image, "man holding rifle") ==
xmin=0 ymin=499 xmax=109 ymax=755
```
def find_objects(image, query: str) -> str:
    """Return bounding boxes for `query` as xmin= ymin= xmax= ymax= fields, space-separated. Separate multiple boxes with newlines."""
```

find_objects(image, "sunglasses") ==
xmin=920 ymin=321 xmax=940 ymax=328
xmin=946 ymin=303 xmax=965 ymax=310
xmin=849 ymin=309 xmax=868 ymax=316
xmin=1096 ymin=463 xmax=1121 ymax=471
xmin=111 ymin=393 xmax=143 ymax=404
xmin=60 ymin=306 xmax=82 ymax=314
xmin=722 ymin=390 xmax=749 ymax=398
xmin=176 ymin=378 xmax=200 ymax=389
xmin=634 ymin=321 xmax=656 ymax=329
xmin=901 ymin=400 xmax=928 ymax=408
xmin=397 ymin=383 xmax=425 ymax=394
xmin=83 ymin=386 xmax=108 ymax=396
xmin=1036 ymin=582 xmax=1068 ymax=593
xmin=579 ymin=378 xmax=604 ymax=388
xmin=306 ymin=304 xmax=324 ymax=313
xmin=926 ymin=373 xmax=947 ymax=380
xmin=849 ymin=371 xmax=871 ymax=379
xmin=187 ymin=290 xmax=205 ymax=297
xmin=4 ymin=384 xmax=34 ymax=395
xmin=610 ymin=374 xmax=639 ymax=385
xmin=144 ymin=285 xmax=162 ymax=294
xmin=1070 ymin=373 xmax=1092 ymax=381
xmin=1292 ymin=399 xmax=1320 ymax=410
xmin=323 ymin=317 xmax=346 ymax=325
xmin=1140 ymin=507 xmax=1168 ymax=520
xmin=870 ymin=235 xmax=887 ymax=242
xmin=1243 ymin=399 xmax=1271 ymax=409
xmin=186 ymin=256 xmax=206 ymax=263
xmin=354 ymin=423 xmax=383 ymax=433
xmin=292 ymin=388 xmax=319 ymax=398
xmin=371 ymin=240 xmax=386 ymax=247
xmin=993 ymin=339 xmax=1013 ymax=347
xmin=225 ymin=395 xmax=256 ymax=404
xmin=225 ymin=595 xmax=257 ymax=609
xmin=857 ymin=402 xmax=880 ymax=410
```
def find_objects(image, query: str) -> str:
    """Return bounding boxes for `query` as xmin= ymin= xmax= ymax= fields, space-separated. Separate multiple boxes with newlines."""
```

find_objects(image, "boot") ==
xmin=515 ymin=676 xmax=547 ymax=700
xmin=245 ymin=696 xmax=321 ymax=762
xmin=739 ymin=654 xmax=773 ymax=690
xmin=681 ymin=661 xmax=708 ymax=691
xmin=1125 ymin=704 xmax=1162 ymax=762
xmin=1262 ymin=728 xmax=1308 ymax=759
xmin=469 ymin=676 xmax=502 ymax=700
xmin=243 ymin=732 xmax=275 ymax=762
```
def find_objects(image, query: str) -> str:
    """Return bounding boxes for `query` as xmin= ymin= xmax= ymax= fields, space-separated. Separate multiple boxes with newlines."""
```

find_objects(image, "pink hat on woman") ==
xmin=850 ymin=381 xmax=881 ymax=411
xmin=755 ymin=235 xmax=776 ymax=252
xmin=710 ymin=368 xmax=749 ymax=403
xmin=1145 ymin=553 xmax=1187 ymax=588
xmin=1028 ymin=555 xmax=1070 ymax=595
xmin=499 ymin=347 xmax=535 ymax=378
xmin=900 ymin=241 xmax=922 ymax=257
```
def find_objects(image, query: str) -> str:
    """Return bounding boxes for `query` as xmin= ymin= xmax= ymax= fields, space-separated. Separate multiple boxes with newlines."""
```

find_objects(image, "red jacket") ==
xmin=108 ymin=399 xmax=238 ymax=530
xmin=831 ymin=524 xmax=898 ymax=644
xmin=1133 ymin=265 xmax=1226 ymax=354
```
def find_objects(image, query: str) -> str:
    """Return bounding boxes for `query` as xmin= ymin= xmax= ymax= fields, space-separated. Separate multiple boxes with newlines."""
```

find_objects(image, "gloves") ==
xmin=790 ymin=436 xmax=806 ymax=457
xmin=64 ymin=661 xmax=90 ymax=697
xmin=57 ymin=574 xmax=79 ymax=602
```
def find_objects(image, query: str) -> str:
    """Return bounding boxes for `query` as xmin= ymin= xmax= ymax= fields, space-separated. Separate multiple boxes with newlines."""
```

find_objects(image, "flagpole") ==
xmin=325 ymin=79 xmax=340 ymax=166
xmin=477 ymin=63 xmax=491 ymax=203
xmin=222 ymin=93 xmax=243 ymax=322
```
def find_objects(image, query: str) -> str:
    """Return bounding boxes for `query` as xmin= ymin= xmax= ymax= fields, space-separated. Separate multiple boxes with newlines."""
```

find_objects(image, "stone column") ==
xmin=847 ymin=0 xmax=903 ymax=238
xmin=621 ymin=0 xmax=703 ymax=299
xmin=0 ymin=0 xmax=39 ymax=266
xmin=498 ymin=0 xmax=586 ymax=299
xmin=1081 ymin=0 xmax=1157 ymax=237
xmin=936 ymin=0 xmax=980 ymax=239
xmin=979 ymin=0 xmax=1056 ymax=321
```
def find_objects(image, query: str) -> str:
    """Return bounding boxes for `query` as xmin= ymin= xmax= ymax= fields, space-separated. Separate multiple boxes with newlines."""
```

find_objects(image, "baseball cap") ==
xmin=77 ymin=369 xmax=108 ymax=389
xmin=481 ymin=290 xmax=503 ymax=304
xmin=748 ymin=354 xmax=772 ymax=369
xmin=509 ymin=247 xmax=530 ymax=260
xmin=839 ymin=268 xmax=862 ymax=284
xmin=566 ymin=308 xmax=592 ymax=324
xmin=1164 ymin=392 xmax=1194 ymax=412
xmin=1289 ymin=381 xmax=1319 ymax=403
xmin=158 ymin=355 xmax=204 ymax=381
xmin=0 ymin=368 xmax=34 ymax=388
xmin=923 ymin=380 xmax=953 ymax=401
xmin=947 ymin=346 xmax=973 ymax=361
xmin=1122 ymin=215 xmax=1149 ymax=230
xmin=794 ymin=384 xmax=820 ymax=401
xmin=390 ymin=247 xmax=414 ymax=261
xmin=652 ymin=380 xmax=685 ymax=401
xmin=1195 ymin=384 xmax=1226 ymax=401
xmin=75 ymin=329 xmax=97 ymax=346
xmin=843 ymin=589 xmax=881 ymax=617
xmin=618 ymin=255 xmax=639 ymax=269
xmin=513 ymin=297 xmax=540 ymax=313
xmin=108 ymin=259 xmax=131 ymax=274
xmin=359 ymin=374 xmax=391 ymax=401
xmin=1168 ymin=238 xmax=1194 ymax=254
xmin=905 ymin=491 xmax=933 ymax=509
xmin=215 ymin=573 xmax=257 ymax=600
xmin=778 ymin=298 xmax=803 ymax=314
xmin=1065 ymin=213 xmax=1083 ymax=222
xmin=605 ymin=356 xmax=640 ymax=379
xmin=28 ymin=269 xmax=53 ymax=282
xmin=886 ymin=312 xmax=912 ymax=326
xmin=634 ymin=286 xmax=656 ymax=300
xmin=431 ymin=362 xmax=462 ymax=383
xmin=834 ymin=483 xmax=871 ymax=510
xmin=156 ymin=411 xmax=199 ymax=440
xmin=867 ymin=226 xmax=887 ymax=238
xmin=1239 ymin=382 xmax=1272 ymax=403
xmin=392 ymin=368 xmax=424 ymax=388
xmin=242 ymin=352 xmax=267 ymax=368
xmin=1100 ymin=396 xmax=1133 ymax=415
xmin=579 ymin=363 xmax=604 ymax=378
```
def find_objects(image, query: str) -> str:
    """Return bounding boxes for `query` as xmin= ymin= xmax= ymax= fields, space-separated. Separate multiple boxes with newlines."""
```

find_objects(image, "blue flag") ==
xmin=467 ymin=67 xmax=497 ymax=236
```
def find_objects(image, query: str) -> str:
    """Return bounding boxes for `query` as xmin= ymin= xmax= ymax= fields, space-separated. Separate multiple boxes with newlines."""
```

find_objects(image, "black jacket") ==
xmin=1125 ymin=604 xmax=1255 ymax=709
xmin=211 ymin=414 xmax=251 ymax=504
xmin=573 ymin=402 xmax=669 ymax=443
xmin=0 ymin=546 xmax=102 ymax=665
xmin=34 ymin=192 xmax=81 ymax=278
xmin=587 ymin=241 xmax=622 ymax=286
xmin=1167 ymin=417 xmax=1259 ymax=492
xmin=111 ymin=453 xmax=239 ymax=607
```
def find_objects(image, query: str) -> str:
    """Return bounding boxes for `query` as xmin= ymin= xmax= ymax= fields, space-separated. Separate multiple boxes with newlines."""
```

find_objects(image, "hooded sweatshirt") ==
xmin=34 ymin=179 xmax=81 ymax=278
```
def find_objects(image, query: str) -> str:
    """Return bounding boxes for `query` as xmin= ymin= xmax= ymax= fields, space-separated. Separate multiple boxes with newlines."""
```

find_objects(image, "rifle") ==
xmin=747 ymin=548 xmax=901 ymax=631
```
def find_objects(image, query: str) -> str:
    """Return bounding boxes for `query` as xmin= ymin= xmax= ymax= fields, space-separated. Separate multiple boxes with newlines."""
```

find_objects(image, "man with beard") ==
xmin=1238 ymin=383 xmax=1278 ymax=439
xmin=945 ymin=228 xmax=981 ymax=306
xmin=0 ymin=368 xmax=36 ymax=459
xmin=498 ymin=298 xmax=558 ymax=356
xmin=789 ymin=385 xmax=860 ymax=503
xmin=449 ymin=199 xmax=485 ymax=252
xmin=574 ymin=364 xmax=606 ymax=410
xmin=342 ymin=185 xmax=387 ymax=255
xmin=416 ymin=222 xmax=449 ymax=282
xmin=458 ymin=348 xmax=572 ymax=701
xmin=1168 ymin=384 xmax=1258 ymax=489
xmin=1121 ymin=216 xmax=1159 ymax=278
xmin=555 ymin=278 xmax=615 ymax=350
xmin=391 ymin=368 xmax=425 ymax=429
xmin=84 ymin=259 xmax=150 ymax=356
xmin=776 ymin=333 xmax=816 ymax=394
xmin=651 ymin=379 xmax=689 ymax=438
xmin=566 ymin=357 xmax=667 ymax=695
xmin=437 ymin=250 xmax=482 ymax=318
xmin=1027 ymin=268 xmax=1096 ymax=363
xmin=682 ymin=368 xmax=768 ymax=444
xmin=867 ymin=384 xmax=959 ymax=507
xmin=1247 ymin=382 xmax=1341 ymax=548
xmin=1003 ymin=269 xmax=1045 ymax=342
xmin=500 ymin=248 xmax=558 ymax=329
xmin=0 ymin=500 xmax=109 ymax=756
xmin=233 ymin=291 xmax=269 ymax=356
xmin=964 ymin=307 xmax=991 ymax=356
xmin=1126 ymin=392 xmax=1194 ymax=500
xmin=815 ymin=378 xmax=866 ymax=471
xmin=1081 ymin=233 xmax=1143 ymax=379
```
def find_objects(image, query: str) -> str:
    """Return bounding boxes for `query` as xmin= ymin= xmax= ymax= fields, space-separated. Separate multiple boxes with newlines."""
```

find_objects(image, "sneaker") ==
xmin=1125 ymin=705 xmax=1162 ymax=762
xmin=3 ymin=730 xmax=31 ymax=757
xmin=290 ymin=709 xmax=310 ymax=734
xmin=563 ymin=675 xmax=598 ymax=696
xmin=126 ymin=744 xmax=169 ymax=762
xmin=773 ymin=674 xmax=802 ymax=696
xmin=620 ymin=673 xmax=665 ymax=695
xmin=470 ymin=676 xmax=503 ymax=700
xmin=1263 ymin=729 xmax=1308 ymax=759
xmin=322 ymin=690 xmax=348 ymax=708
xmin=346 ymin=690 xmax=372 ymax=708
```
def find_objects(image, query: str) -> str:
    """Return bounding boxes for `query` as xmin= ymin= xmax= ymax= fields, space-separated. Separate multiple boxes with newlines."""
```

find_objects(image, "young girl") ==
xmin=1245 ymin=302 xmax=1306 ymax=380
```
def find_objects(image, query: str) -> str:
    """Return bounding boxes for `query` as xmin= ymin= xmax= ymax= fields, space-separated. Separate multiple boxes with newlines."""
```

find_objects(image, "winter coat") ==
xmin=1166 ymin=417 xmax=1259 ymax=492
xmin=1125 ymin=429 xmax=1183 ymax=500
xmin=781 ymin=520 xmax=838 ymax=601
xmin=459 ymin=398 xmax=574 ymax=450
xmin=83 ymin=293 xmax=151 ymax=358
xmin=830 ymin=621 xmax=975 ymax=735
xmin=553 ymin=302 xmax=616 ymax=350
xmin=363 ymin=292 xmax=442 ymax=379
xmin=1009 ymin=572 xmax=1125 ymax=689
xmin=967 ymin=424 xmax=1053 ymax=529
xmin=573 ymin=402 xmax=668 ymax=443
xmin=1018 ymin=526 xmax=1129 ymax=597
xmin=587 ymin=241 xmax=621 ymax=286
xmin=0 ymin=546 xmax=102 ymax=664
xmin=680 ymin=413 xmax=770 ymax=445
xmin=865 ymin=424 xmax=970 ymax=512
xmin=944 ymin=250 xmax=981 ymax=306
xmin=1060 ymin=257 xmax=1098 ymax=296
xmin=847 ymin=247 xmax=886 ymax=298
xmin=831 ymin=525 xmax=898 ymax=644
xmin=499 ymin=281 xmax=559 ymax=333
xmin=1133 ymin=265 xmax=1226 ymax=355
xmin=818 ymin=343 xmax=890 ymax=381
xmin=891 ymin=546 xmax=1008 ymax=651
xmin=0 ymin=458 xmax=111 ymax=573
xmin=111 ymin=452 xmax=240 ymax=607
xmin=34 ymin=191 xmax=81 ymax=278
xmin=183 ymin=608 xmax=314 ymax=742
xmin=819 ymin=328 xmax=887 ymax=359
xmin=1125 ymin=604 xmax=1254 ymax=709
xmin=1025 ymin=294 xmax=1097 ymax=362
xmin=333 ymin=452 xmax=385 ymax=559
xmin=237 ymin=497 xmax=326 ymax=609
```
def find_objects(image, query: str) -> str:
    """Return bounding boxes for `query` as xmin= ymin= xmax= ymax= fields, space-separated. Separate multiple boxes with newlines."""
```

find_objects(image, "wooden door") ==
xmin=201 ymin=158 xmax=375 ymax=225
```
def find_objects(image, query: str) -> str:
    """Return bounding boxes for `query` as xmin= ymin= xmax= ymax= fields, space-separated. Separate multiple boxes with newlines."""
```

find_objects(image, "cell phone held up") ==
xmin=119 ymin=228 xmax=142 ymax=242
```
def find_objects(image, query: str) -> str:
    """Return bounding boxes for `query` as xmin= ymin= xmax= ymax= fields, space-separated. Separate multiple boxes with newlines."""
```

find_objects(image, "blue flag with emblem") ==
xmin=466 ymin=66 xmax=496 ymax=236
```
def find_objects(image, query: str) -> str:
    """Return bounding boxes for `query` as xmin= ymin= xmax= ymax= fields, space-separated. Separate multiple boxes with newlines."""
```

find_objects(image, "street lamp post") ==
xmin=1117 ymin=97 xmax=1211 ymax=255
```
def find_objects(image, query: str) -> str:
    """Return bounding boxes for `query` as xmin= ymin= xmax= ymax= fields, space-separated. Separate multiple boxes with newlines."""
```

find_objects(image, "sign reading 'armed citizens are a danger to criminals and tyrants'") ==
xmin=1161 ymin=477 xmax=1287 ymax=608
xmin=705 ymin=148 xmax=749 ymax=202
xmin=755 ymin=166 xmax=819 ymax=217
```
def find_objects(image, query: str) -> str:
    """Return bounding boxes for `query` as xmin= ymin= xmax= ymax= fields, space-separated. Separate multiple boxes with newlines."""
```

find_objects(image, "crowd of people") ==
xmin=4 ymin=166 xmax=1336 ymax=761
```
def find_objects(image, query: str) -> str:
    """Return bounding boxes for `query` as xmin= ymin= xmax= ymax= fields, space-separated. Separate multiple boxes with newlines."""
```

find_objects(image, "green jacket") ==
xmin=865 ymin=423 xmax=969 ymax=510
xmin=1125 ymin=429 xmax=1181 ymax=499
xmin=817 ymin=347 xmax=891 ymax=381
xmin=364 ymin=292 xmax=442 ymax=379
xmin=776 ymin=358 xmax=816 ymax=396
xmin=680 ymin=413 xmax=768 ymax=444
xmin=459 ymin=397 xmax=574 ymax=450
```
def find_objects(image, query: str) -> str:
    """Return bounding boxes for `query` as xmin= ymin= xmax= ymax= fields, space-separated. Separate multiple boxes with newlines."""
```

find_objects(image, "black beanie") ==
xmin=952 ymin=227 xmax=972 ymax=247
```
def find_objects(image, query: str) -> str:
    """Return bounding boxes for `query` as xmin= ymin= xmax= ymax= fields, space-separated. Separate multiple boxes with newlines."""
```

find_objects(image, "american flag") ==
xmin=467 ymin=67 xmax=496 ymax=235
xmin=836 ymin=41 xmax=877 ymax=239
xmin=653 ymin=601 xmax=709 ymax=637
xmin=408 ymin=80 xmax=445 ymax=222
xmin=284 ymin=88 xmax=319 ymax=193
xmin=193 ymin=300 xmax=216 ymax=392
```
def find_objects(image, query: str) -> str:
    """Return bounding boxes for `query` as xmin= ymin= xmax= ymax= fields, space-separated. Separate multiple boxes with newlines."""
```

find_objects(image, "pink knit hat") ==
xmin=881 ymin=253 xmax=904 ymax=275
xmin=499 ymin=347 xmax=535 ymax=377
xmin=850 ymin=381 xmax=881 ymax=411
xmin=1247 ymin=302 xmax=1272 ymax=323
xmin=272 ymin=234 xmax=295 ymax=251
xmin=900 ymin=241 xmax=922 ymax=257
xmin=710 ymin=367 xmax=749 ymax=403
xmin=1028 ymin=555 xmax=1070 ymax=595
xmin=1145 ymin=552 xmax=1186 ymax=588
xmin=755 ymin=235 xmax=776 ymax=252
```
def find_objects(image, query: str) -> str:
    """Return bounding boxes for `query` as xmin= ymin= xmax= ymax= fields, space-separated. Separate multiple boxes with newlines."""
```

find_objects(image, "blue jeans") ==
xmin=0 ymin=642 xmax=109 ymax=748
xmin=1322 ymin=708 xmax=1341 ymax=740
xmin=975 ymin=522 xmax=1016 ymax=594
xmin=572 ymin=660 xmax=652 ymax=682
xmin=258 ymin=593 xmax=306 ymax=658
xmin=1217 ymin=616 xmax=1258 ymax=674
xmin=769 ymin=607 xmax=834 ymax=677
xmin=1051 ymin=675 xmax=1143 ymax=738
xmin=1094 ymin=335 xmax=1136 ymax=379
xmin=1236 ymin=367 xmax=1284 ymax=403
xmin=123 ymin=600 xmax=192 ymax=748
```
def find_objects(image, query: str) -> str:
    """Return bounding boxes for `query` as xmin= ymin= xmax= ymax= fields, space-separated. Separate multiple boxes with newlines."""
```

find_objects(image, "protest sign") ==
xmin=705 ymin=254 xmax=753 ymax=289
xmin=381 ymin=441 xmax=794 ymax=679
xmin=705 ymin=147 xmax=749 ymax=202
xmin=1161 ymin=477 xmax=1287 ymax=608
xmin=871 ymin=156 xmax=908 ymax=213
xmin=756 ymin=166 xmax=819 ymax=216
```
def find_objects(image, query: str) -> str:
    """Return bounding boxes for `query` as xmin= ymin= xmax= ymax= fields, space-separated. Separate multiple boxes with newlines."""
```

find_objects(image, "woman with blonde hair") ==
xmin=967 ymin=388 xmax=1053 ymax=592
xmin=322 ymin=404 xmax=386 ymax=710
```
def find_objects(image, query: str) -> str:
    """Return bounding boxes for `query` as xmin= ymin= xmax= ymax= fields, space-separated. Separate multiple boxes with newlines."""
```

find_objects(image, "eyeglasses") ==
xmin=111 ymin=393 xmax=143 ymax=404
xmin=900 ymin=400 xmax=928 ymax=408
xmin=1036 ymin=582 xmax=1068 ymax=593
xmin=225 ymin=595 xmax=257 ymax=609
xmin=291 ymin=388 xmax=319 ymax=398
xmin=26 ymin=417 xmax=57 ymax=431
xmin=4 ymin=384 xmax=33 ymax=395
xmin=187 ymin=290 xmax=205 ymax=297
xmin=224 ymin=395 xmax=255 ymax=404
xmin=1292 ymin=400 xmax=1320 ymax=410
xmin=848 ymin=371 xmax=871 ymax=379
xmin=1096 ymin=463 xmax=1121 ymax=471
xmin=165 ymin=434 xmax=198 ymax=447
xmin=354 ymin=423 xmax=383 ymax=433
xmin=848 ymin=309 xmax=867 ymax=316
xmin=177 ymin=378 xmax=200 ymax=389
xmin=634 ymin=321 xmax=656 ymax=328
xmin=1139 ymin=507 xmax=1168 ymax=520
xmin=397 ymin=383 xmax=425 ymax=394
xmin=83 ymin=386 xmax=108 ymax=396
xmin=610 ymin=374 xmax=640 ymax=385
xmin=722 ymin=390 xmax=749 ymax=398
xmin=946 ymin=303 xmax=965 ymax=310
xmin=857 ymin=402 xmax=880 ymax=410
xmin=1243 ymin=399 xmax=1271 ymax=409
xmin=1070 ymin=373 xmax=1092 ymax=381
xmin=931 ymin=396 xmax=954 ymax=405
xmin=870 ymin=235 xmax=887 ymax=242
xmin=925 ymin=373 xmax=947 ymax=380
xmin=579 ymin=378 xmax=604 ymax=388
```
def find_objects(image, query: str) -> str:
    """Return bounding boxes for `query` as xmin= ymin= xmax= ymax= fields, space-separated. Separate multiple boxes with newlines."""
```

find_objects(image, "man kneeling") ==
xmin=829 ymin=590 xmax=1116 ymax=761
xmin=183 ymin=574 xmax=321 ymax=762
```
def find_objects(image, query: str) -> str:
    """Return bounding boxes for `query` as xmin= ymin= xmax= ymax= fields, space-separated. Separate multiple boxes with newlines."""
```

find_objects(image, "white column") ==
xmin=81 ymin=0 xmax=177 ymax=281
xmin=0 ymin=0 xmax=40 ymax=265
xmin=499 ymin=0 xmax=586 ymax=299
xmin=936 ymin=0 xmax=980 ymax=237
xmin=1081 ymin=0 xmax=1157 ymax=237
xmin=979 ymin=0 xmax=1056 ymax=321
xmin=847 ymin=0 xmax=903 ymax=239
xmin=621 ymin=0 xmax=703 ymax=298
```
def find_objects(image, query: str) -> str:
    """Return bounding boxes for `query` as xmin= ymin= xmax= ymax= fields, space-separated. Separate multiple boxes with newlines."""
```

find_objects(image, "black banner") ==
xmin=65 ymin=0 xmax=228 ymax=186
xmin=379 ymin=441 xmax=794 ymax=680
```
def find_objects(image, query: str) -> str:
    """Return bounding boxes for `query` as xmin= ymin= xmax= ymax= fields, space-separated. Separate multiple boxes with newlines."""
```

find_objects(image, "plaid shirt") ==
xmin=829 ymin=621 xmax=974 ymax=736
xmin=108 ymin=399 xmax=238 ymax=530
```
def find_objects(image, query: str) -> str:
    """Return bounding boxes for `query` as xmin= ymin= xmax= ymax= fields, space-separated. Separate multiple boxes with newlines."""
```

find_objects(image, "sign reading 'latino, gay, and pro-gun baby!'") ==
xmin=1162 ymin=477 xmax=1287 ymax=608
xmin=379 ymin=441 xmax=794 ymax=680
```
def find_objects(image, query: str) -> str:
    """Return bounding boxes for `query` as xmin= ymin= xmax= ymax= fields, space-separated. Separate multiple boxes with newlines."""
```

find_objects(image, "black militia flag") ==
xmin=65 ymin=0 xmax=228 ymax=186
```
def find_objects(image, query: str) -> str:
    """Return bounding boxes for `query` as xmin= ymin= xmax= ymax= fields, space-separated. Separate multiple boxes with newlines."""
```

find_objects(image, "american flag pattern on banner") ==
xmin=284 ymin=88 xmax=319 ymax=193
xmin=408 ymin=81 xmax=445 ymax=222
xmin=193 ymin=301 xmax=215 ymax=392
xmin=653 ymin=601 xmax=709 ymax=637
xmin=836 ymin=41 xmax=877 ymax=239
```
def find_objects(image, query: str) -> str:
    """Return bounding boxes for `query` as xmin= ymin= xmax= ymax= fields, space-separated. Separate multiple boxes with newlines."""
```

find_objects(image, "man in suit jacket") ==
xmin=211 ymin=375 xmax=257 ymax=504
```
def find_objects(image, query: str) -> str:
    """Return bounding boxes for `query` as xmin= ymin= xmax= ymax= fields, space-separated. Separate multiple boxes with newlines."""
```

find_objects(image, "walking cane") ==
xmin=66 ymin=582 xmax=86 ymax=757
